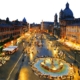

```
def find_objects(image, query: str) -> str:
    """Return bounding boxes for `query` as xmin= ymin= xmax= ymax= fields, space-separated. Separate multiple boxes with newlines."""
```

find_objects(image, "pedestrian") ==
xmin=22 ymin=58 xmax=24 ymax=62
xmin=78 ymin=66 xmax=80 ymax=76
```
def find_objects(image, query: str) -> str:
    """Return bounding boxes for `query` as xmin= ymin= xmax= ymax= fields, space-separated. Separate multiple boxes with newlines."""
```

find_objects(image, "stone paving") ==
xmin=18 ymin=34 xmax=80 ymax=80
xmin=0 ymin=42 xmax=23 ymax=80
xmin=1 ymin=33 xmax=80 ymax=80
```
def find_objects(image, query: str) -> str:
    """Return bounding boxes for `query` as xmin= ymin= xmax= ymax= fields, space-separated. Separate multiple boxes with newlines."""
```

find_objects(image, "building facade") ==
xmin=66 ymin=21 xmax=80 ymax=43
xmin=59 ymin=2 xmax=80 ymax=44
xmin=54 ymin=13 xmax=60 ymax=38
xmin=30 ymin=23 xmax=41 ymax=33
xmin=41 ymin=21 xmax=54 ymax=33
xmin=0 ymin=18 xmax=28 ymax=46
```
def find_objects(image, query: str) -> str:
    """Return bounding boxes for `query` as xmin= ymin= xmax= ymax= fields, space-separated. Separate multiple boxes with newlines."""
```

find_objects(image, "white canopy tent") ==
xmin=8 ymin=46 xmax=18 ymax=48
xmin=3 ymin=46 xmax=18 ymax=51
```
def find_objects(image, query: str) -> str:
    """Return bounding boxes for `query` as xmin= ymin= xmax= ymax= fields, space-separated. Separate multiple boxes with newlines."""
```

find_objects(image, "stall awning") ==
xmin=3 ymin=46 xmax=18 ymax=51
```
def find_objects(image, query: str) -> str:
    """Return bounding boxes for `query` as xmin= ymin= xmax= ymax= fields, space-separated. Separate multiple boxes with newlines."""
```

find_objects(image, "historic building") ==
xmin=59 ymin=2 xmax=80 ymax=44
xmin=41 ymin=21 xmax=54 ymax=33
xmin=54 ymin=13 xmax=60 ymax=38
xmin=66 ymin=21 xmax=80 ymax=44
xmin=29 ymin=21 xmax=54 ymax=34
xmin=30 ymin=23 xmax=41 ymax=33
xmin=0 ymin=17 xmax=28 ymax=46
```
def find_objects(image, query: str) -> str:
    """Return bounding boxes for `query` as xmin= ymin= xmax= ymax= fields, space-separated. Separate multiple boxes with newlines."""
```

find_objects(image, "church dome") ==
xmin=63 ymin=2 xmax=74 ymax=19
xmin=23 ymin=17 xmax=27 ymax=23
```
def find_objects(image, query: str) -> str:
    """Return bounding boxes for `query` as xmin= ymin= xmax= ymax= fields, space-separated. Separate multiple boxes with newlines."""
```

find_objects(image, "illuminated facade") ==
xmin=0 ymin=18 xmax=28 ymax=43
xmin=59 ymin=2 xmax=80 ymax=44
xmin=41 ymin=21 xmax=54 ymax=33
xmin=30 ymin=23 xmax=41 ymax=33
xmin=66 ymin=23 xmax=80 ymax=43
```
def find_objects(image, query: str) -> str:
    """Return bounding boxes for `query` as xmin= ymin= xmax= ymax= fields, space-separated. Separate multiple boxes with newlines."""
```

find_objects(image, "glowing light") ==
xmin=58 ymin=39 xmax=80 ymax=50
xmin=45 ymin=58 xmax=51 ymax=63
xmin=25 ymin=33 xmax=30 ymax=36
xmin=11 ymin=41 xmax=13 ymax=46
xmin=70 ymin=67 xmax=73 ymax=70
xmin=30 ymin=53 xmax=33 ymax=62
xmin=60 ymin=62 xmax=63 ymax=66
xmin=52 ymin=67 xmax=57 ymax=70
xmin=41 ymin=62 xmax=44 ymax=65
xmin=19 ymin=68 xmax=29 ymax=80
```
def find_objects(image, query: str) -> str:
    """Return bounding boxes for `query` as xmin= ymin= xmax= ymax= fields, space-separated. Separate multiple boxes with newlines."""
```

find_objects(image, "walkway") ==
xmin=18 ymin=35 xmax=80 ymax=80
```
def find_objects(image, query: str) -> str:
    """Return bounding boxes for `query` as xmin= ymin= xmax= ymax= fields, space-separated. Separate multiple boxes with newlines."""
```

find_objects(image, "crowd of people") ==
xmin=0 ymin=53 xmax=10 ymax=67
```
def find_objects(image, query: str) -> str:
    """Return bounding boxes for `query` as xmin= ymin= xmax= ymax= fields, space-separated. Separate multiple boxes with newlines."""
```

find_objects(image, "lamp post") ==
xmin=11 ymin=41 xmax=13 ymax=46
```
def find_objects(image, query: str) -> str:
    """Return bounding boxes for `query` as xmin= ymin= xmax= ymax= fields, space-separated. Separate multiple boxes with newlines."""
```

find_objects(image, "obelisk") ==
xmin=29 ymin=23 xmax=30 ymax=32
xmin=41 ymin=20 xmax=43 ymax=30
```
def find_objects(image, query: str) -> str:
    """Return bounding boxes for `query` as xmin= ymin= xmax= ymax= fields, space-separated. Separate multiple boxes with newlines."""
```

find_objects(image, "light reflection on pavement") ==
xmin=18 ymin=34 xmax=50 ymax=80
xmin=18 ymin=34 xmax=80 ymax=80
xmin=18 ymin=66 xmax=45 ymax=80
xmin=18 ymin=67 xmax=29 ymax=80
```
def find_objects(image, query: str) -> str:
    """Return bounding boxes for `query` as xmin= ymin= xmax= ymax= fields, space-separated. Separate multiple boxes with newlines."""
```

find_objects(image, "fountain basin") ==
xmin=32 ymin=57 xmax=70 ymax=77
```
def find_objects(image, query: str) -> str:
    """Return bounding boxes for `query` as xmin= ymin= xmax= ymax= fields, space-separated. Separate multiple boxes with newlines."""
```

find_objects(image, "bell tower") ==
xmin=54 ymin=13 xmax=58 ymax=27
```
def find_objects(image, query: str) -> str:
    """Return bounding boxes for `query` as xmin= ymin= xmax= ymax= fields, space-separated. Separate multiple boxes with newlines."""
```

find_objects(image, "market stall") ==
xmin=3 ymin=46 xmax=18 ymax=54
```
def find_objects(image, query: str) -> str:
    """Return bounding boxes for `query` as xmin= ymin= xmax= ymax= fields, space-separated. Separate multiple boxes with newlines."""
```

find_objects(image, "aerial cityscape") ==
xmin=0 ymin=1 xmax=80 ymax=80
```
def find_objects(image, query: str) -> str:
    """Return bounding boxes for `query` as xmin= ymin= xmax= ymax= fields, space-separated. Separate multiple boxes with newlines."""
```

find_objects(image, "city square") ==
xmin=0 ymin=1 xmax=80 ymax=80
xmin=0 ymin=31 xmax=80 ymax=80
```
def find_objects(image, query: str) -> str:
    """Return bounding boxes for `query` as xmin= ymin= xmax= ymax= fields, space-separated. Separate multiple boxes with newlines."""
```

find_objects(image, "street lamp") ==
xmin=11 ymin=41 xmax=13 ymax=46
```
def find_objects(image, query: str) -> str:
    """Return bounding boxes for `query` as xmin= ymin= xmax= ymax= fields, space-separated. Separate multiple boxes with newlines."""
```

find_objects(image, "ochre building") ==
xmin=0 ymin=18 xmax=28 ymax=45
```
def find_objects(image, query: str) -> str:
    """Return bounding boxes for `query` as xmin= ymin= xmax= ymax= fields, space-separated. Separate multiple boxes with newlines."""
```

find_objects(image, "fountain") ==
xmin=40 ymin=58 xmax=63 ymax=72
xmin=31 ymin=57 xmax=70 ymax=78
xmin=31 ymin=41 xmax=71 ymax=78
